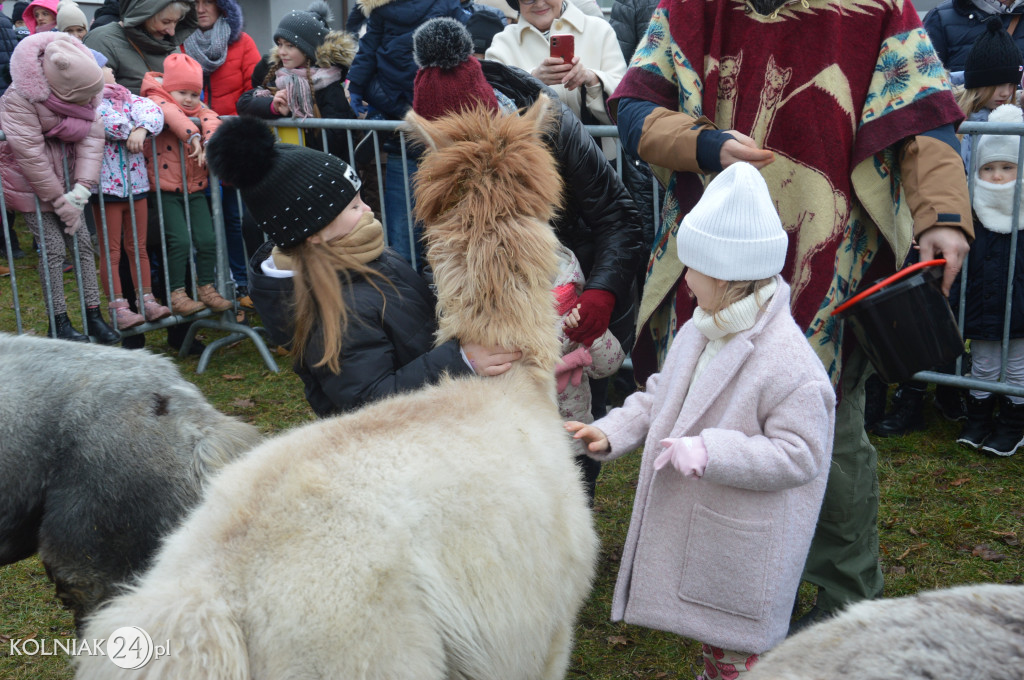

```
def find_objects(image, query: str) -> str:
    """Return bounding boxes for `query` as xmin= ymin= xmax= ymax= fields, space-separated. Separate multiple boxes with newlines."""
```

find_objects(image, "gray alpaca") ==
xmin=748 ymin=583 xmax=1024 ymax=679
xmin=0 ymin=333 xmax=261 ymax=628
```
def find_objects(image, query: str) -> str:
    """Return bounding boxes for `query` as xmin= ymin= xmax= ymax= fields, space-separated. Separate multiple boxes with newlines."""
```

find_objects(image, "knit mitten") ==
xmin=555 ymin=346 xmax=593 ymax=392
xmin=564 ymin=288 xmax=614 ymax=347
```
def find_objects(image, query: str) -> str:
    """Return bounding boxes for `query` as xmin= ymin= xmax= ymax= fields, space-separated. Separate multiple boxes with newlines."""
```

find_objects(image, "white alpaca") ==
xmin=76 ymin=98 xmax=599 ymax=680
xmin=747 ymin=584 xmax=1024 ymax=679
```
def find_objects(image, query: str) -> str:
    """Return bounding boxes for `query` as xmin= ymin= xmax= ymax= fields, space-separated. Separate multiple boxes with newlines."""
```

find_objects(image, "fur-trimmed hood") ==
xmin=267 ymin=30 xmax=357 ymax=70
xmin=356 ymin=0 xmax=396 ymax=16
xmin=8 ymin=31 xmax=99 ymax=104
xmin=213 ymin=0 xmax=245 ymax=43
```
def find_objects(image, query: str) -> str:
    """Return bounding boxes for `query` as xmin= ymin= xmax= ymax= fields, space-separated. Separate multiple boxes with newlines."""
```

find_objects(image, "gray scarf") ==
xmin=183 ymin=17 xmax=231 ymax=74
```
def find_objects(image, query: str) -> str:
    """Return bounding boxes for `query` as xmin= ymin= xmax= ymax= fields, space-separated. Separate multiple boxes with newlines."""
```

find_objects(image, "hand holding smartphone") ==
xmin=550 ymin=34 xmax=574 ymax=63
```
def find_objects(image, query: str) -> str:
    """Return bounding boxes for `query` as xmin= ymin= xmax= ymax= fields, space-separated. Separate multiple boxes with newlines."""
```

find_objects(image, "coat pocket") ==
xmin=677 ymin=503 xmax=771 ymax=620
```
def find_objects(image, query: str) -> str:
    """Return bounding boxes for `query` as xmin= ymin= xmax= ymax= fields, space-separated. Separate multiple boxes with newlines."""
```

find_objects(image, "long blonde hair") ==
xmin=955 ymin=84 xmax=1000 ymax=119
xmin=288 ymin=240 xmax=389 ymax=375
xmin=705 ymin=276 xmax=776 ymax=328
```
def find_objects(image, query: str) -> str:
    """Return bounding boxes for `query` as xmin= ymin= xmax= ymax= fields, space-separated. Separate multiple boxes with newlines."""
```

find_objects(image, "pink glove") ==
xmin=555 ymin=346 xmax=593 ymax=392
xmin=564 ymin=288 xmax=615 ymax=346
xmin=52 ymin=195 xmax=82 ymax=234
xmin=653 ymin=436 xmax=708 ymax=478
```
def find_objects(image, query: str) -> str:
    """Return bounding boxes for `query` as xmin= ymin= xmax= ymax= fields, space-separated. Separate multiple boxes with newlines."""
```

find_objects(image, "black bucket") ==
xmin=831 ymin=259 xmax=964 ymax=384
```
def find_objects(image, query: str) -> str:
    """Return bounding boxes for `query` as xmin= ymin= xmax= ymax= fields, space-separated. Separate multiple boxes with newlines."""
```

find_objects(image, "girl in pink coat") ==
xmin=566 ymin=162 xmax=836 ymax=679
xmin=0 ymin=32 xmax=118 ymax=342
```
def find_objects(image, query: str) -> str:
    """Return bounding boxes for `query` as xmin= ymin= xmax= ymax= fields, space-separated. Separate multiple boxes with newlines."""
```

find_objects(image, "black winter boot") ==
xmin=871 ymin=382 xmax=927 ymax=437
xmin=956 ymin=395 xmax=995 ymax=450
xmin=49 ymin=312 xmax=89 ymax=343
xmin=981 ymin=397 xmax=1024 ymax=457
xmin=864 ymin=374 xmax=889 ymax=430
xmin=85 ymin=306 xmax=120 ymax=345
xmin=934 ymin=385 xmax=967 ymax=422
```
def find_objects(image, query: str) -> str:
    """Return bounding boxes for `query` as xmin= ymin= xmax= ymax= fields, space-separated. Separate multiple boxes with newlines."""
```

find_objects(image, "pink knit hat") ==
xmin=42 ymin=37 xmax=103 ymax=102
xmin=162 ymin=53 xmax=203 ymax=94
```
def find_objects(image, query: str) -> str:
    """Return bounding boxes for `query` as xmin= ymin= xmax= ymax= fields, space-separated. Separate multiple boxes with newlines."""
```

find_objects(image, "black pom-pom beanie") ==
xmin=206 ymin=117 xmax=361 ymax=249
xmin=273 ymin=0 xmax=333 ymax=63
xmin=964 ymin=16 xmax=1024 ymax=90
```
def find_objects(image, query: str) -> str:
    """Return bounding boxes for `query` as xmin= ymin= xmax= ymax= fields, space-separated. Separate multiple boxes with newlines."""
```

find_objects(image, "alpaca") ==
xmin=747 ymin=584 xmax=1024 ymax=679
xmin=0 ymin=333 xmax=261 ymax=629
xmin=76 ymin=96 xmax=599 ymax=680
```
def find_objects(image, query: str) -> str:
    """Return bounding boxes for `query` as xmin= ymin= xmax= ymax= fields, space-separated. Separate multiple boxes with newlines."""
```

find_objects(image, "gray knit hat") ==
xmin=676 ymin=162 xmax=788 ymax=281
xmin=273 ymin=0 xmax=332 ymax=62
xmin=207 ymin=117 xmax=362 ymax=249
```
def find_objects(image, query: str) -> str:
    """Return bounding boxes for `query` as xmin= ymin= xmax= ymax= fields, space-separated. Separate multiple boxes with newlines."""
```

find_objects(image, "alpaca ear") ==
xmin=520 ymin=94 xmax=558 ymax=141
xmin=402 ymin=110 xmax=452 ymax=153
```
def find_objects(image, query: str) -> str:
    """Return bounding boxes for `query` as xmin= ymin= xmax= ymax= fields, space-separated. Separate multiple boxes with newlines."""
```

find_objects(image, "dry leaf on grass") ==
xmin=607 ymin=635 xmax=631 ymax=649
xmin=231 ymin=398 xmax=256 ymax=408
xmin=972 ymin=544 xmax=1008 ymax=562
xmin=222 ymin=373 xmax=245 ymax=381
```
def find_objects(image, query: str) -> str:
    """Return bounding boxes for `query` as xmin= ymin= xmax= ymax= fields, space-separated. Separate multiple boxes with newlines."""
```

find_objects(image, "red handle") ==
xmin=831 ymin=259 xmax=946 ymax=317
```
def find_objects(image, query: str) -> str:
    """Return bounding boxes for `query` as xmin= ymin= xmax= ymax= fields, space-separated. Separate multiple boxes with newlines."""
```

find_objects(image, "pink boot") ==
xmin=109 ymin=298 xmax=145 ymax=330
xmin=140 ymin=293 xmax=172 ymax=322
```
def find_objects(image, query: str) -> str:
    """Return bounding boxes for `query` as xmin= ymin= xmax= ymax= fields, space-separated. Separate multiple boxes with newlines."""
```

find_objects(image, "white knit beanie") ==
xmin=976 ymin=104 xmax=1024 ymax=169
xmin=676 ymin=162 xmax=788 ymax=281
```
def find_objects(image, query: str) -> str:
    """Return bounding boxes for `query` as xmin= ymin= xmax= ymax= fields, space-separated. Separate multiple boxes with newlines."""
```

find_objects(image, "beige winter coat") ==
xmin=591 ymin=279 xmax=835 ymax=654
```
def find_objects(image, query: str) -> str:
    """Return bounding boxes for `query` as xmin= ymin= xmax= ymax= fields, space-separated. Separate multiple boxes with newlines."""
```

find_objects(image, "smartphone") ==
xmin=550 ymin=34 xmax=574 ymax=63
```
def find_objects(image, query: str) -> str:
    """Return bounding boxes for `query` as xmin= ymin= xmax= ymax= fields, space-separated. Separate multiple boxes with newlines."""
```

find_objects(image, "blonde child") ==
xmin=952 ymin=104 xmax=1024 ymax=456
xmin=92 ymin=62 xmax=170 ymax=328
xmin=141 ymin=52 xmax=230 ymax=315
xmin=21 ymin=0 xmax=57 ymax=33
xmin=566 ymin=163 xmax=835 ymax=678
xmin=55 ymin=0 xmax=87 ymax=40
xmin=554 ymin=243 xmax=624 ymax=498
xmin=0 ymin=32 xmax=118 ymax=342
xmin=954 ymin=17 xmax=1024 ymax=173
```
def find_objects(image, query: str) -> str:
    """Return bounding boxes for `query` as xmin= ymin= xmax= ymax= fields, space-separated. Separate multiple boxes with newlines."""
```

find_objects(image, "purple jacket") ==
xmin=0 ymin=32 xmax=104 ymax=213
xmin=591 ymin=279 xmax=835 ymax=654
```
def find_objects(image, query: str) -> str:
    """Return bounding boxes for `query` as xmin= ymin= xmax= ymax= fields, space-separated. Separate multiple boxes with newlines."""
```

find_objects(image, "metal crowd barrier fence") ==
xmin=3 ymin=115 xmax=1021 ymax=399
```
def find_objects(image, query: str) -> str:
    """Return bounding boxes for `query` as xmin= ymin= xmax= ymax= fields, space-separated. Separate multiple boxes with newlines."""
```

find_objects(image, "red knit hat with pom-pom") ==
xmin=412 ymin=18 xmax=499 ymax=121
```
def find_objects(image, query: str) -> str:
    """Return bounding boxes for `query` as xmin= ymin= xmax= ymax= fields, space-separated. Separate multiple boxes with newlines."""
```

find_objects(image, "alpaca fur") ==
xmin=0 ymin=334 xmax=260 ymax=629
xmin=76 ymin=97 xmax=598 ymax=680
xmin=747 ymin=584 xmax=1024 ymax=679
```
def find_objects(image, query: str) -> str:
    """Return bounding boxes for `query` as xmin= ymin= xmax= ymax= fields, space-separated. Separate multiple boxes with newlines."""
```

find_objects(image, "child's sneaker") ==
xmin=109 ymin=298 xmax=145 ymax=330
xmin=197 ymin=284 xmax=232 ymax=312
xmin=980 ymin=397 xmax=1024 ymax=457
xmin=956 ymin=395 xmax=995 ymax=450
xmin=140 ymin=293 xmax=172 ymax=322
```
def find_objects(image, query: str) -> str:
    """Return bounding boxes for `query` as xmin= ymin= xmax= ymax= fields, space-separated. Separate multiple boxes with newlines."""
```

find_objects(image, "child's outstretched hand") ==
xmin=564 ymin=421 xmax=609 ymax=454
xmin=654 ymin=437 xmax=708 ymax=478
xmin=126 ymin=127 xmax=148 ymax=154
xmin=563 ymin=304 xmax=581 ymax=331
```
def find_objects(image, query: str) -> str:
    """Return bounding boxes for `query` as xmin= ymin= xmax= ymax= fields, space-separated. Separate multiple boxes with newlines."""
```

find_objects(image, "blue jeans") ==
xmin=383 ymin=152 xmax=419 ymax=267
xmin=208 ymin=183 xmax=247 ymax=289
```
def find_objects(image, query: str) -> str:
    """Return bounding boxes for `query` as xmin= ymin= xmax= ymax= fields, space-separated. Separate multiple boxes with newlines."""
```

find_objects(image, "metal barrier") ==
xmin=4 ymin=115 xmax=1022 ymax=398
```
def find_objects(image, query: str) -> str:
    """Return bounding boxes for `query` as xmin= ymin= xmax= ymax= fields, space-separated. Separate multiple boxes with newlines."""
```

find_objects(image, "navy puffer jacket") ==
xmin=924 ymin=0 xmax=1024 ymax=72
xmin=0 ymin=12 xmax=18 ymax=96
xmin=950 ymin=215 xmax=1024 ymax=340
xmin=346 ymin=0 xmax=467 ymax=120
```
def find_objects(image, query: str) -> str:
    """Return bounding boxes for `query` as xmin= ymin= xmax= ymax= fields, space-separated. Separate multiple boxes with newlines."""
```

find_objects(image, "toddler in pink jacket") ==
xmin=0 ymin=32 xmax=118 ymax=342
xmin=566 ymin=163 xmax=836 ymax=678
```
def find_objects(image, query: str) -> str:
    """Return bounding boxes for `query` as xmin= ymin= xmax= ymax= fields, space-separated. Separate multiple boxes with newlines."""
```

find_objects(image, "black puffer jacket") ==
xmin=950 ymin=216 xmax=1024 ymax=341
xmin=924 ymin=0 xmax=1024 ymax=72
xmin=248 ymin=240 xmax=470 ymax=417
xmin=0 ymin=12 xmax=17 ymax=96
xmin=481 ymin=61 xmax=644 ymax=348
xmin=609 ymin=0 xmax=660 ymax=61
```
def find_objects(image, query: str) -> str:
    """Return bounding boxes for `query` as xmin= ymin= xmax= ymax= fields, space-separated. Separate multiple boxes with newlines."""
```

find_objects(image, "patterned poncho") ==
xmin=610 ymin=0 xmax=964 ymax=384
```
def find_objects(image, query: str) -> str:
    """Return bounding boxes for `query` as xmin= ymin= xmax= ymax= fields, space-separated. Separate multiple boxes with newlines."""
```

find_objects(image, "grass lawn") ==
xmin=1 ymin=218 xmax=1022 ymax=678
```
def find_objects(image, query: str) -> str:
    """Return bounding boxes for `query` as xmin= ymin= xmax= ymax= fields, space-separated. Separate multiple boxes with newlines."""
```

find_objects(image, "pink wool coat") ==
xmin=0 ymin=32 xmax=104 ymax=213
xmin=591 ymin=279 xmax=835 ymax=654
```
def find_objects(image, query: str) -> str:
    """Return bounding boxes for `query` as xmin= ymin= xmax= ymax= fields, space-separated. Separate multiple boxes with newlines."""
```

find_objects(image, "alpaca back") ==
xmin=407 ymin=99 xmax=564 ymax=386
xmin=0 ymin=334 xmax=260 ymax=625
xmin=76 ymin=373 xmax=598 ymax=679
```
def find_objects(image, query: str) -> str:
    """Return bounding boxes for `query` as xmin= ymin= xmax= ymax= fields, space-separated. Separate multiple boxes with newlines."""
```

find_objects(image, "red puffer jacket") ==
xmin=199 ymin=33 xmax=260 ymax=116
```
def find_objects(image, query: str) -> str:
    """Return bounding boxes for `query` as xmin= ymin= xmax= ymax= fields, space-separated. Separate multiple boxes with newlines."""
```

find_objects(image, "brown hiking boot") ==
xmin=170 ymin=288 xmax=206 ymax=316
xmin=197 ymin=284 xmax=232 ymax=313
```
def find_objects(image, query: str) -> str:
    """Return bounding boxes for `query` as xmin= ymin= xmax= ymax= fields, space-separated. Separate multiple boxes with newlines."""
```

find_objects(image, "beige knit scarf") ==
xmin=272 ymin=213 xmax=385 ymax=270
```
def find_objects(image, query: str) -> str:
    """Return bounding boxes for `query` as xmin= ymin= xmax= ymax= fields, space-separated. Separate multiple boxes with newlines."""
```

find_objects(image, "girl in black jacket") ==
xmin=208 ymin=116 xmax=519 ymax=416
xmin=235 ymin=1 xmax=358 ymax=163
